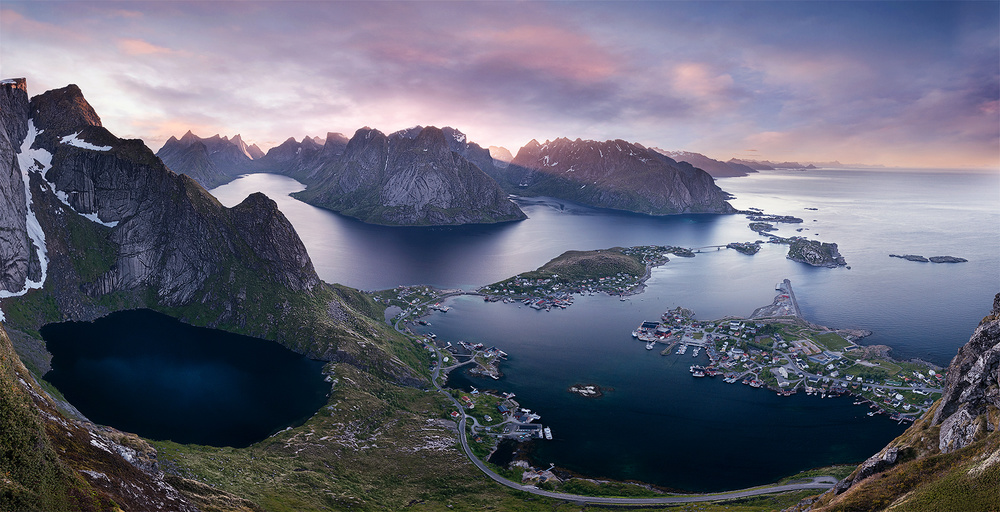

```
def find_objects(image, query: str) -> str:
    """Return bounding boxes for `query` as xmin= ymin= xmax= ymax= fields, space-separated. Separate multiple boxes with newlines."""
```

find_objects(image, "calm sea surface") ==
xmin=212 ymin=168 xmax=999 ymax=490
xmin=43 ymin=309 xmax=329 ymax=447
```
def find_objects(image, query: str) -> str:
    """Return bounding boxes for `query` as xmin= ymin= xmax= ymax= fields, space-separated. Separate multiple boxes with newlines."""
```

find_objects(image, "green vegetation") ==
xmin=1 ymin=288 xmax=61 ymax=338
xmin=818 ymin=430 xmax=1000 ymax=512
xmin=63 ymin=209 xmax=117 ymax=283
xmin=812 ymin=332 xmax=852 ymax=351
xmin=779 ymin=465 xmax=856 ymax=483
xmin=0 ymin=327 xmax=110 ymax=512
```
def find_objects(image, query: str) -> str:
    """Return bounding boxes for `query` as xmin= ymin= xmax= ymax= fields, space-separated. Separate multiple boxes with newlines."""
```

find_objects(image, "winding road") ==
xmin=390 ymin=293 xmax=838 ymax=506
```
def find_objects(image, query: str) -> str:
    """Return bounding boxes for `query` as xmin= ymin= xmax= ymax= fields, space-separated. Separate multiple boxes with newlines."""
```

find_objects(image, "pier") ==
xmin=779 ymin=279 xmax=802 ymax=317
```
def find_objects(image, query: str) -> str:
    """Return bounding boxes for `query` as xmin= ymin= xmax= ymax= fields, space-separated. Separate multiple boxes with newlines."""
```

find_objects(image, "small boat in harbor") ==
xmin=645 ymin=341 xmax=656 ymax=350
xmin=544 ymin=426 xmax=552 ymax=440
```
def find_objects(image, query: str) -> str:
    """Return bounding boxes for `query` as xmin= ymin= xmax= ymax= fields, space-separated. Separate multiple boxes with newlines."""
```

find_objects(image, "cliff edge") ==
xmin=800 ymin=293 xmax=1000 ymax=512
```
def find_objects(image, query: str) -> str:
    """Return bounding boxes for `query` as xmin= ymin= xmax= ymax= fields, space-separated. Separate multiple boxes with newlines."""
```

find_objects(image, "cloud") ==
xmin=2 ymin=1 xmax=996 ymax=167
xmin=116 ymin=38 xmax=174 ymax=56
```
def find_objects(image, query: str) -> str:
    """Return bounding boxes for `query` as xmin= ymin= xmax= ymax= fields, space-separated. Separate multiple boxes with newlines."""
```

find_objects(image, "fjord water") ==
xmin=43 ymin=309 xmax=329 ymax=447
xmin=212 ymin=168 xmax=999 ymax=490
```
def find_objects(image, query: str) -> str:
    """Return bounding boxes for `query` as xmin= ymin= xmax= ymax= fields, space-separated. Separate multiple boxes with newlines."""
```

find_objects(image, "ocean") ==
xmin=211 ymin=167 xmax=999 ymax=490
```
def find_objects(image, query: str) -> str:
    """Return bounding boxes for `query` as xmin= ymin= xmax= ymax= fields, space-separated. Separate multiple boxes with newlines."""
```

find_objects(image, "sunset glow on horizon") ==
xmin=2 ymin=1 xmax=997 ymax=169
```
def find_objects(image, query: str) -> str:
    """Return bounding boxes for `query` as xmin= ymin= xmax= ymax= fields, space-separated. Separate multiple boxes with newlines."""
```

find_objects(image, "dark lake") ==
xmin=42 ymin=309 xmax=330 ymax=447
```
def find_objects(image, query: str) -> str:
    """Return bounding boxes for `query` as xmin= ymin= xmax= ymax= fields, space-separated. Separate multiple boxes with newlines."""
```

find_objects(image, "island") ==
xmin=628 ymin=279 xmax=942 ymax=421
xmin=478 ymin=245 xmax=694 ymax=307
xmin=568 ymin=384 xmax=608 ymax=398
xmin=375 ymin=252 xmax=944 ymax=500
xmin=727 ymin=241 xmax=762 ymax=255
xmin=890 ymin=254 xmax=967 ymax=263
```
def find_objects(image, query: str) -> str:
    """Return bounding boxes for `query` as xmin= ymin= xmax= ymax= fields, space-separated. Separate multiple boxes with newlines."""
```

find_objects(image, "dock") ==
xmin=780 ymin=279 xmax=802 ymax=317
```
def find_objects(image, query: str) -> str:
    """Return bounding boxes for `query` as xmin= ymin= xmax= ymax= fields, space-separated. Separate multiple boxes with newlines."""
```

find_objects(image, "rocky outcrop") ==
xmin=290 ymin=126 xmax=526 ymax=226
xmin=833 ymin=447 xmax=898 ymax=495
xmin=0 ymin=79 xmax=32 ymax=294
xmin=653 ymin=149 xmax=758 ymax=178
xmin=932 ymin=293 xmax=1000 ymax=452
xmin=929 ymin=256 xmax=968 ymax=263
xmin=156 ymin=130 xmax=263 ymax=189
xmin=803 ymin=294 xmax=1000 ymax=511
xmin=785 ymin=239 xmax=847 ymax=267
xmin=503 ymin=137 xmax=735 ymax=215
xmin=890 ymin=254 xmax=968 ymax=264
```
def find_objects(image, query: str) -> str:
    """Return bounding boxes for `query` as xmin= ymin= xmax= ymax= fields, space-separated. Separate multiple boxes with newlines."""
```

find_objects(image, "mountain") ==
xmin=728 ymin=158 xmax=816 ymax=171
xmin=0 ymin=78 xmax=36 ymax=294
xmin=288 ymin=126 xmax=527 ymax=226
xmin=254 ymin=132 xmax=349 ymax=184
xmin=489 ymin=145 xmax=514 ymax=168
xmin=803 ymin=293 xmax=1000 ymax=511
xmin=0 ymin=79 xmax=423 ymax=379
xmin=498 ymin=137 xmax=734 ymax=215
xmin=156 ymin=130 xmax=263 ymax=189
xmin=651 ymin=149 xmax=758 ymax=178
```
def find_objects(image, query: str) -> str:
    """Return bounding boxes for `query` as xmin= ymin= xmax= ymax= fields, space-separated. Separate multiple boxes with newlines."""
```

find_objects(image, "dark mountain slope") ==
xmin=0 ymin=80 xmax=423 ymax=386
xmin=652 ymin=149 xmax=758 ymax=178
xmin=502 ymin=137 xmax=734 ymax=215
xmin=156 ymin=131 xmax=261 ymax=189
xmin=291 ymin=126 xmax=526 ymax=226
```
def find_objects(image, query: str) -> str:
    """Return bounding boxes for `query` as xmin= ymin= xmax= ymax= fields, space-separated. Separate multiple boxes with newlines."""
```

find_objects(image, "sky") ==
xmin=2 ymin=1 xmax=998 ymax=168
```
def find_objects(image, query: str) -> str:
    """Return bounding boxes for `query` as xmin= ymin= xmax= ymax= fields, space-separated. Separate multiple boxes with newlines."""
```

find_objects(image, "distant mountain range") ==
xmin=727 ymin=158 xmax=817 ymax=171
xmin=157 ymin=131 xmax=263 ymax=188
xmin=651 ymin=149 xmax=758 ymax=177
xmin=159 ymin=128 xmax=735 ymax=224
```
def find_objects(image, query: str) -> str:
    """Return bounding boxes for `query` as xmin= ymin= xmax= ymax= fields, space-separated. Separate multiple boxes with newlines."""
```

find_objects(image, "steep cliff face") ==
xmin=23 ymin=85 xmax=319 ymax=307
xmin=505 ymin=138 xmax=735 ymax=215
xmin=156 ymin=131 xmax=262 ymax=189
xmin=0 ymin=80 xmax=423 ymax=390
xmin=805 ymin=293 xmax=1000 ymax=512
xmin=933 ymin=293 xmax=1000 ymax=452
xmin=291 ymin=126 xmax=526 ymax=226
xmin=0 ymin=79 xmax=33 ymax=294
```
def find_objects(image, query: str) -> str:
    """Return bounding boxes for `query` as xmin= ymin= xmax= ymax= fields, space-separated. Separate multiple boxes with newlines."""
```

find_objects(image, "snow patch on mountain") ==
xmin=1 ymin=121 xmax=50 ymax=311
xmin=60 ymin=131 xmax=112 ymax=151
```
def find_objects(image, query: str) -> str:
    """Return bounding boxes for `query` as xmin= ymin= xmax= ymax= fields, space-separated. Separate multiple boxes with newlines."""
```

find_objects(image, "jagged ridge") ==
xmin=499 ymin=137 xmax=734 ymax=215
xmin=289 ymin=126 xmax=526 ymax=226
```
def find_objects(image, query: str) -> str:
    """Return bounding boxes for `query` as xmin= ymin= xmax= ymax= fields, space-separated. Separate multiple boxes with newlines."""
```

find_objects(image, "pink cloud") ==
xmin=117 ymin=38 xmax=174 ymax=56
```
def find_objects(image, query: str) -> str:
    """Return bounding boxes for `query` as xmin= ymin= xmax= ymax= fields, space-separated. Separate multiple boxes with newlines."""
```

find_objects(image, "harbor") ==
xmin=627 ymin=280 xmax=943 ymax=422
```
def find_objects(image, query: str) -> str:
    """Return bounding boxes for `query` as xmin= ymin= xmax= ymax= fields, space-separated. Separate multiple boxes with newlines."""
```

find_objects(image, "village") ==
xmin=631 ymin=282 xmax=945 ymax=422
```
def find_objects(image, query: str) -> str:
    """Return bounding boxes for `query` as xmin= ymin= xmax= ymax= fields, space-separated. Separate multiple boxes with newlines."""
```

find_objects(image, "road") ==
xmin=390 ymin=295 xmax=836 ymax=506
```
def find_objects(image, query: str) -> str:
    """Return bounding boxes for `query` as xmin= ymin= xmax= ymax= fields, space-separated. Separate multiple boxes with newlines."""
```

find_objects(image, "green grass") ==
xmin=812 ymin=332 xmax=853 ymax=351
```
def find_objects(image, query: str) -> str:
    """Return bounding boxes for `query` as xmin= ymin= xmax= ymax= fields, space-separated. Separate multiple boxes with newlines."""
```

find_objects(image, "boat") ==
xmin=677 ymin=344 xmax=688 ymax=355
xmin=632 ymin=331 xmax=639 ymax=338
xmin=692 ymin=347 xmax=701 ymax=357
xmin=645 ymin=341 xmax=656 ymax=350
xmin=692 ymin=370 xmax=705 ymax=377
xmin=543 ymin=427 xmax=552 ymax=440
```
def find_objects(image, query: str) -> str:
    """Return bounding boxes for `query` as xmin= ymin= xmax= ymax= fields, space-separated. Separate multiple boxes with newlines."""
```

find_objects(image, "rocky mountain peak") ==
xmin=29 ymin=84 xmax=102 ymax=139
xmin=504 ymin=136 xmax=734 ymax=215
xmin=488 ymin=145 xmax=514 ymax=163
xmin=325 ymin=132 xmax=349 ymax=146
xmin=413 ymin=125 xmax=448 ymax=149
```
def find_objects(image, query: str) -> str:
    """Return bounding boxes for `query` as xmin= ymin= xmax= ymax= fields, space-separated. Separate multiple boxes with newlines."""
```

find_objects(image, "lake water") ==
xmin=42 ymin=309 xmax=329 ymax=447
xmin=211 ymin=168 xmax=1000 ymax=490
